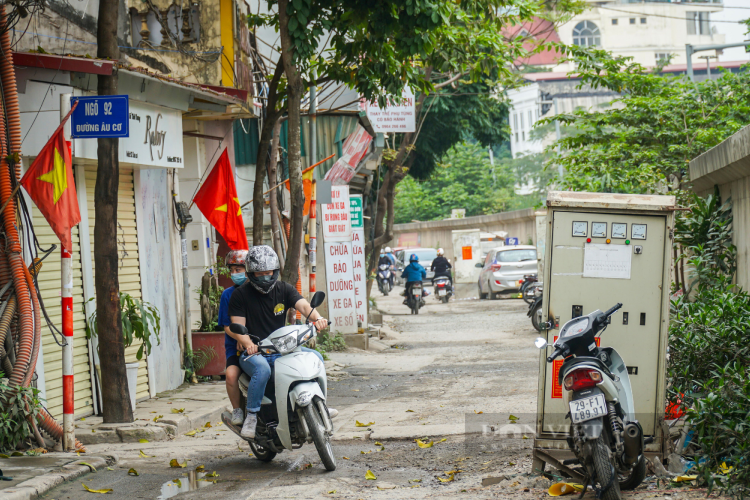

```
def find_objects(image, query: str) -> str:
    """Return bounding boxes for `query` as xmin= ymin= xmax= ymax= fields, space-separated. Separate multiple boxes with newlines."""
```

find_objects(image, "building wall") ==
xmin=137 ymin=169 xmax=183 ymax=393
xmin=555 ymin=2 xmax=724 ymax=72
xmin=392 ymin=209 xmax=537 ymax=264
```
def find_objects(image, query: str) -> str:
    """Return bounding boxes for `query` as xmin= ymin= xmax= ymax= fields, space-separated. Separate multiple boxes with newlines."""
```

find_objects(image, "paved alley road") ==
xmin=38 ymin=291 xmax=714 ymax=499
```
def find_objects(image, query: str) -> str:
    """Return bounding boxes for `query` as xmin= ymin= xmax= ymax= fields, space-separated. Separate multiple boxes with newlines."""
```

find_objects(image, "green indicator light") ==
xmin=625 ymin=240 xmax=630 ymax=245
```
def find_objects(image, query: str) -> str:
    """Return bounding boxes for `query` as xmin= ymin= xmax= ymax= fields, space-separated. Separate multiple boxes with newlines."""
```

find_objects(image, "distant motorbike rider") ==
xmin=217 ymin=249 xmax=249 ymax=426
xmin=384 ymin=246 xmax=397 ymax=287
xmin=401 ymin=253 xmax=426 ymax=304
xmin=431 ymin=248 xmax=453 ymax=283
xmin=378 ymin=252 xmax=391 ymax=268
xmin=228 ymin=245 xmax=337 ymax=439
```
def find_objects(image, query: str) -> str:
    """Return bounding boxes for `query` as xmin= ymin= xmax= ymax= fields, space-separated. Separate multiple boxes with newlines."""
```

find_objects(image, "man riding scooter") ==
xmin=401 ymin=253 xmax=427 ymax=305
xmin=228 ymin=245 xmax=338 ymax=439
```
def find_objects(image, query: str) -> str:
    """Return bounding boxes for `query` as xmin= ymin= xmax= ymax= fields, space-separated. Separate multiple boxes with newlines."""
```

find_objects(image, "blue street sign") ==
xmin=70 ymin=96 xmax=129 ymax=138
xmin=506 ymin=237 xmax=519 ymax=246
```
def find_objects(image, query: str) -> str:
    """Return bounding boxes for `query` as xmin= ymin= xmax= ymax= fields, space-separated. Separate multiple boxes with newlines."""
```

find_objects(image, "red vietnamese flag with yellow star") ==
xmin=20 ymin=126 xmax=80 ymax=250
xmin=193 ymin=148 xmax=248 ymax=250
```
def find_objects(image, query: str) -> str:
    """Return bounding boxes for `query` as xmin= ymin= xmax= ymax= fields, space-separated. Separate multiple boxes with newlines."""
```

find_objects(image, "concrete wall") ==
xmin=137 ymin=169 xmax=183 ymax=393
xmin=392 ymin=208 xmax=537 ymax=263
xmin=690 ymin=124 xmax=750 ymax=291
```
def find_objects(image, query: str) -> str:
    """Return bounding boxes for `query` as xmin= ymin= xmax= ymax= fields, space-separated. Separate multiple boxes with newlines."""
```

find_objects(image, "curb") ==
xmin=77 ymin=403 xmax=230 ymax=445
xmin=1 ymin=454 xmax=117 ymax=500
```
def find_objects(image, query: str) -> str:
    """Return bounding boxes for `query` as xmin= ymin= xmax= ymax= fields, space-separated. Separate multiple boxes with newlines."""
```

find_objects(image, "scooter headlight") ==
xmin=271 ymin=331 xmax=298 ymax=354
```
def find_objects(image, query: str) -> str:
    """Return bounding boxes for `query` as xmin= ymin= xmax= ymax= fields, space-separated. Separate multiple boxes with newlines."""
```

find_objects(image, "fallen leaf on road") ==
xmin=411 ymin=485 xmax=421 ymax=488
xmin=171 ymin=408 xmax=185 ymax=414
xmin=185 ymin=430 xmax=197 ymax=436
xmin=374 ymin=441 xmax=383 ymax=446
xmin=205 ymin=471 xmax=219 ymax=478
xmin=352 ymin=389 xmax=359 ymax=392
xmin=674 ymin=475 xmax=698 ymax=482
xmin=150 ymin=411 xmax=157 ymax=413
xmin=173 ymin=479 xmax=182 ymax=487
xmin=355 ymin=420 xmax=374 ymax=427
xmin=406 ymin=409 xmax=414 ymax=412
xmin=195 ymin=465 xmax=205 ymax=472
xmin=482 ymin=461 xmax=491 ymax=465
xmin=342 ymin=457 xmax=349 ymax=460
xmin=79 ymin=462 xmax=97 ymax=472
xmin=523 ymin=435 xmax=529 ymax=439
xmin=153 ymin=415 xmax=163 ymax=422
xmin=139 ymin=450 xmax=152 ymax=458
xmin=508 ymin=462 xmax=516 ymax=466
xmin=438 ymin=438 xmax=447 ymax=443
xmin=438 ymin=473 xmax=455 ymax=483
xmin=204 ymin=422 xmax=212 ymax=428
xmin=409 ymin=479 xmax=422 ymax=483
xmin=365 ymin=470 xmax=377 ymax=480
xmin=169 ymin=459 xmax=187 ymax=468
xmin=474 ymin=410 xmax=483 ymax=414
xmin=377 ymin=486 xmax=396 ymax=490
xmin=0 ymin=454 xmax=9 ymax=458
xmin=127 ymin=468 xmax=138 ymax=476
xmin=509 ymin=414 xmax=519 ymax=421
xmin=416 ymin=439 xmax=433 ymax=448
xmin=361 ymin=450 xmax=371 ymax=454
xmin=216 ymin=422 xmax=223 ymax=426
xmin=82 ymin=483 xmax=112 ymax=494
xmin=81 ymin=418 xmax=86 ymax=421
xmin=379 ymin=446 xmax=385 ymax=451
xmin=138 ymin=439 xmax=148 ymax=444
xmin=327 ymin=490 xmax=336 ymax=494
xmin=444 ymin=470 xmax=462 ymax=475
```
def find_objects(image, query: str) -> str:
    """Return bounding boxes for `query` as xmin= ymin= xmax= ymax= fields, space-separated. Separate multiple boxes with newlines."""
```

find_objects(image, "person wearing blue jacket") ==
xmin=401 ymin=253 xmax=426 ymax=304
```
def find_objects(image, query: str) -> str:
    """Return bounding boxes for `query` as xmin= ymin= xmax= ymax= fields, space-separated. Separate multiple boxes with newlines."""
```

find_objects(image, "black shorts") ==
xmin=226 ymin=355 xmax=240 ymax=369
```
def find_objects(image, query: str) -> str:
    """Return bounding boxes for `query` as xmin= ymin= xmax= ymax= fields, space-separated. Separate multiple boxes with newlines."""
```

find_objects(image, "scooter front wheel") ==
xmin=249 ymin=442 xmax=277 ymax=462
xmin=303 ymin=401 xmax=336 ymax=471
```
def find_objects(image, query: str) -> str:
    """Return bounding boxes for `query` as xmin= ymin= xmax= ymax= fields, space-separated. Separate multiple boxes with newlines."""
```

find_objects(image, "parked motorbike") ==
xmin=527 ymin=284 xmax=543 ymax=332
xmin=520 ymin=274 xmax=538 ymax=304
xmin=377 ymin=264 xmax=392 ymax=296
xmin=534 ymin=303 xmax=647 ymax=500
xmin=406 ymin=281 xmax=424 ymax=314
xmin=222 ymin=291 xmax=336 ymax=471
xmin=432 ymin=276 xmax=453 ymax=303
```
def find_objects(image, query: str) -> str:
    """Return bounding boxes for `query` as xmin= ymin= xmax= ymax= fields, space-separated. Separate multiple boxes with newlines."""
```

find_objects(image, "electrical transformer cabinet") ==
xmin=534 ymin=192 xmax=675 ymax=470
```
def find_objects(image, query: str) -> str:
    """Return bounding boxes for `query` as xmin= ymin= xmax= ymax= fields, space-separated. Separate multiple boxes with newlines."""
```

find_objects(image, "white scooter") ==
xmin=222 ymin=291 xmax=336 ymax=471
xmin=535 ymin=303 xmax=646 ymax=500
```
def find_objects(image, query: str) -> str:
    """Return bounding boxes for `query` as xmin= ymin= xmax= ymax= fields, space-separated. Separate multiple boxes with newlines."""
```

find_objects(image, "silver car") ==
xmin=476 ymin=245 xmax=537 ymax=299
xmin=396 ymin=247 xmax=437 ymax=282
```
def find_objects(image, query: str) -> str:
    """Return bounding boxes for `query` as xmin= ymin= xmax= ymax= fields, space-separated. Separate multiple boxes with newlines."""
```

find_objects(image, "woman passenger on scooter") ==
xmin=228 ymin=245 xmax=337 ymax=439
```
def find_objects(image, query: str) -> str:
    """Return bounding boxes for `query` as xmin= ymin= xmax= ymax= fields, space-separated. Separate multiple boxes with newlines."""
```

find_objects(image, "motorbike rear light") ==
xmin=564 ymin=369 xmax=603 ymax=391
xmin=437 ymin=283 xmax=445 ymax=288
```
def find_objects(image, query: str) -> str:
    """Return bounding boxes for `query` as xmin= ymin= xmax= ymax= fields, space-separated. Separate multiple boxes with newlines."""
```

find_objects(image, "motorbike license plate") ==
xmin=569 ymin=394 xmax=607 ymax=423
xmin=437 ymin=289 xmax=445 ymax=296
xmin=412 ymin=288 xmax=421 ymax=296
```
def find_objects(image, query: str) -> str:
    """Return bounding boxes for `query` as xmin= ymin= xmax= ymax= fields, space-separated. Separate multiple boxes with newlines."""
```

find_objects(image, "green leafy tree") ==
xmin=540 ymin=47 xmax=750 ymax=195
xmin=394 ymin=142 xmax=530 ymax=223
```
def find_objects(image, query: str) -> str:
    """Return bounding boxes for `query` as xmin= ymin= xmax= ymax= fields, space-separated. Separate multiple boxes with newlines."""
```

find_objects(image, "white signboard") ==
xmin=324 ymin=241 xmax=357 ymax=334
xmin=583 ymin=244 xmax=632 ymax=280
xmin=351 ymin=229 xmax=367 ymax=327
xmin=75 ymin=100 xmax=184 ymax=168
xmin=365 ymin=87 xmax=416 ymax=133
xmin=320 ymin=185 xmax=352 ymax=242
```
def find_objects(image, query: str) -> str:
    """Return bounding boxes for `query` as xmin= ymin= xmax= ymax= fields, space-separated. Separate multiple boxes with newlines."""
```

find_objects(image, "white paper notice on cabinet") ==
xmin=583 ymin=244 xmax=632 ymax=279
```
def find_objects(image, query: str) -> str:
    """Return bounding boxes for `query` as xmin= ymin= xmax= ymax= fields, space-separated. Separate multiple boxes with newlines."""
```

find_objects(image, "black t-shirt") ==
xmin=431 ymin=256 xmax=452 ymax=273
xmin=227 ymin=281 xmax=304 ymax=342
xmin=378 ymin=256 xmax=391 ymax=266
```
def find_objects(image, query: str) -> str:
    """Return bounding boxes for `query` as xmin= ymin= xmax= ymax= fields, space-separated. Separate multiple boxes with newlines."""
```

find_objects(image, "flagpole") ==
xmin=60 ymin=94 xmax=75 ymax=451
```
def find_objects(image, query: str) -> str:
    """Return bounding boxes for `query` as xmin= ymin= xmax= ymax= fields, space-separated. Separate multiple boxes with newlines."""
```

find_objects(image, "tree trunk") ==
xmin=96 ymin=0 xmax=133 ymax=423
xmin=278 ymin=0 xmax=305 ymax=286
xmin=252 ymin=60 xmax=284 ymax=246
xmin=268 ymin=118 xmax=284 ymax=269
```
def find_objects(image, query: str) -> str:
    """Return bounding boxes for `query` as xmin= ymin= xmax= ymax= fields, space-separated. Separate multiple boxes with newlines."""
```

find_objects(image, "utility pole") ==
xmin=95 ymin=0 xmax=133 ymax=422
xmin=698 ymin=55 xmax=715 ymax=80
xmin=686 ymin=41 xmax=750 ymax=81
xmin=488 ymin=146 xmax=496 ymax=187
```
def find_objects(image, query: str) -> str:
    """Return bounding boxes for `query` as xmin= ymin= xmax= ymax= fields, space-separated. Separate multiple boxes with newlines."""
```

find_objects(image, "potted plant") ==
xmin=86 ymin=293 xmax=161 ymax=410
xmin=189 ymin=258 xmax=228 ymax=379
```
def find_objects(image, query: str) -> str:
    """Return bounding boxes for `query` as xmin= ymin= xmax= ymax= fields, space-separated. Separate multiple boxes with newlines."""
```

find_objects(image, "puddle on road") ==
xmin=157 ymin=470 xmax=215 ymax=499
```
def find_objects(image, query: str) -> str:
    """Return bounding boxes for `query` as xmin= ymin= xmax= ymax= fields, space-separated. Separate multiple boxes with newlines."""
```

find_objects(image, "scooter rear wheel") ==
xmin=591 ymin=435 xmax=623 ymax=500
xmin=303 ymin=401 xmax=336 ymax=471
xmin=249 ymin=442 xmax=277 ymax=462
xmin=619 ymin=454 xmax=646 ymax=490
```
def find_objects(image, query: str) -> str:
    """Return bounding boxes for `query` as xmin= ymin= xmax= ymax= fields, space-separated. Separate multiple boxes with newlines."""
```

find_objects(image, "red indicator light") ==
xmin=586 ymin=238 xmax=591 ymax=243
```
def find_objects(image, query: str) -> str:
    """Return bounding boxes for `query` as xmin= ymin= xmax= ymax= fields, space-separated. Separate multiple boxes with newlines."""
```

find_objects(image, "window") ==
xmin=520 ymin=113 xmax=525 ymax=130
xmin=522 ymin=131 xmax=525 ymax=141
xmin=640 ymin=17 xmax=646 ymax=24
xmin=513 ymin=113 xmax=518 ymax=130
xmin=629 ymin=18 xmax=635 ymax=25
xmin=687 ymin=11 xmax=710 ymax=35
xmin=496 ymin=249 xmax=537 ymax=263
xmin=515 ymin=133 xmax=519 ymax=143
xmin=611 ymin=18 xmax=618 ymax=25
xmin=572 ymin=21 xmax=600 ymax=47
xmin=655 ymin=52 xmax=671 ymax=64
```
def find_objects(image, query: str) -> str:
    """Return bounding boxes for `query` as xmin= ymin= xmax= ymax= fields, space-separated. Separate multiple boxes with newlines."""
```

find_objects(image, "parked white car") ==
xmin=476 ymin=245 xmax=537 ymax=299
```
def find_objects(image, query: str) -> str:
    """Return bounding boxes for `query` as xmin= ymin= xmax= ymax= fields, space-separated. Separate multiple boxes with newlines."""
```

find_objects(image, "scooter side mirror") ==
xmin=310 ymin=291 xmax=326 ymax=309
xmin=534 ymin=337 xmax=548 ymax=349
xmin=230 ymin=323 xmax=249 ymax=336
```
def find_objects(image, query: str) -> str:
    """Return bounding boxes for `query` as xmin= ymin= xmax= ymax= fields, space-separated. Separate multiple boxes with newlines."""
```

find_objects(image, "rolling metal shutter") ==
xmin=84 ymin=166 xmax=150 ymax=402
xmin=32 ymin=209 xmax=93 ymax=420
